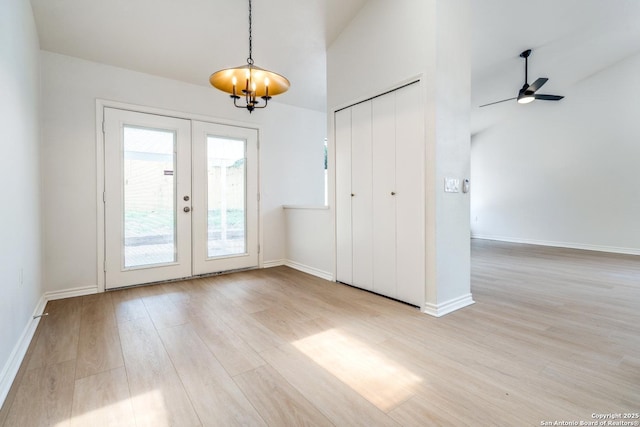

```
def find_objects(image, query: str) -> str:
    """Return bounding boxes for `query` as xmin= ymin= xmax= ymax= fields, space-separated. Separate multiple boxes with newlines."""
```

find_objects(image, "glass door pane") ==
xmin=191 ymin=121 xmax=258 ymax=276
xmin=104 ymin=108 xmax=191 ymax=289
xmin=207 ymin=136 xmax=246 ymax=258
xmin=123 ymin=126 xmax=176 ymax=268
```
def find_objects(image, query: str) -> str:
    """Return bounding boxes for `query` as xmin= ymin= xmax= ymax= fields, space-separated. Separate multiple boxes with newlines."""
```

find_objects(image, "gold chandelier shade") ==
xmin=209 ymin=65 xmax=290 ymax=98
xmin=209 ymin=0 xmax=289 ymax=112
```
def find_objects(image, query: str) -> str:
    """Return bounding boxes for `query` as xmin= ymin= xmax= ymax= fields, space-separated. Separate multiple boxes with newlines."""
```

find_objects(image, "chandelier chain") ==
xmin=247 ymin=0 xmax=253 ymax=65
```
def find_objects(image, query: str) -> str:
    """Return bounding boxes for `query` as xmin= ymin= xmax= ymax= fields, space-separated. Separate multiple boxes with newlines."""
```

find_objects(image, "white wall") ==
xmin=40 ymin=51 xmax=326 ymax=293
xmin=283 ymin=207 xmax=333 ymax=279
xmin=327 ymin=0 xmax=472 ymax=315
xmin=0 ymin=0 xmax=43 ymax=404
xmin=471 ymin=52 xmax=640 ymax=254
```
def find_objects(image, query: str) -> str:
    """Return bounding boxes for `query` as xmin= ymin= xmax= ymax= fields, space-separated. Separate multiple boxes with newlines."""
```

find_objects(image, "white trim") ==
xmin=262 ymin=259 xmax=286 ymax=269
xmin=0 ymin=295 xmax=47 ymax=407
xmin=96 ymin=100 xmax=105 ymax=293
xmin=282 ymin=205 xmax=330 ymax=210
xmin=422 ymin=294 xmax=475 ymax=317
xmin=0 ymin=284 xmax=97 ymax=408
xmin=45 ymin=285 xmax=98 ymax=301
xmin=96 ymin=99 xmax=257 ymax=129
xmin=284 ymin=260 xmax=334 ymax=282
xmin=471 ymin=234 xmax=640 ymax=256
xmin=96 ymin=99 xmax=265 ymax=291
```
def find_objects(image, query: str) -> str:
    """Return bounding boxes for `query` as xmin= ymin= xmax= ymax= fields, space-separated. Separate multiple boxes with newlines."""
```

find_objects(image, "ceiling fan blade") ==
xmin=534 ymin=94 xmax=564 ymax=101
xmin=527 ymin=77 xmax=548 ymax=93
xmin=479 ymin=97 xmax=517 ymax=107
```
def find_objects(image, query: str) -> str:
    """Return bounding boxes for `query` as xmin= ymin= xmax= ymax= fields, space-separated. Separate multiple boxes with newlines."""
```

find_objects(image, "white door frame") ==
xmin=95 ymin=99 xmax=263 ymax=293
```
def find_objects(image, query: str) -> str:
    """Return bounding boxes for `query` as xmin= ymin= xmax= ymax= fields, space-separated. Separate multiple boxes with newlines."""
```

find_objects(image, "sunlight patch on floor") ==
xmin=56 ymin=389 xmax=167 ymax=427
xmin=292 ymin=328 xmax=423 ymax=411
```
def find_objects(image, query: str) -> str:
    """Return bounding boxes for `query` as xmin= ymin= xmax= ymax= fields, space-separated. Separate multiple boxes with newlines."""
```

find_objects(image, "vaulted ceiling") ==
xmin=30 ymin=0 xmax=368 ymax=112
xmin=30 ymin=0 xmax=640 ymax=119
xmin=471 ymin=0 xmax=640 ymax=135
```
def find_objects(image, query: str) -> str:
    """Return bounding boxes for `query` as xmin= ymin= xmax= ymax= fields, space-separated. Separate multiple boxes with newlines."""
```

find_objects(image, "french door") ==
xmin=104 ymin=108 xmax=258 ymax=289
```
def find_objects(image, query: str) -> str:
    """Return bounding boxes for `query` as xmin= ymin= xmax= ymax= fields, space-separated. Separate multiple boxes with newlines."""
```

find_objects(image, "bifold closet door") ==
xmin=335 ymin=81 xmax=425 ymax=307
xmin=350 ymin=101 xmax=374 ymax=291
xmin=335 ymin=108 xmax=353 ymax=284
xmin=395 ymin=83 xmax=425 ymax=306
xmin=372 ymin=93 xmax=397 ymax=298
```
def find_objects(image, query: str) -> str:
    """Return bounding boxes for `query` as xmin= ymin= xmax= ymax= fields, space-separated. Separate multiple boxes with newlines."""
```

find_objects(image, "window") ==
xmin=324 ymin=138 xmax=328 ymax=205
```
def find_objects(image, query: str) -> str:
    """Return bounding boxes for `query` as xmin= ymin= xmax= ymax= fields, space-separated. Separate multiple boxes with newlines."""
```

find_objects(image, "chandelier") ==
xmin=209 ymin=0 xmax=290 ymax=113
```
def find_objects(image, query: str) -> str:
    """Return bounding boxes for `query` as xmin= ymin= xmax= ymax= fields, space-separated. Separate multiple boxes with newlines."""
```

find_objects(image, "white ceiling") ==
xmin=472 ymin=0 xmax=640 ymax=135
xmin=30 ymin=0 xmax=640 ymax=118
xmin=30 ymin=0 xmax=368 ymax=112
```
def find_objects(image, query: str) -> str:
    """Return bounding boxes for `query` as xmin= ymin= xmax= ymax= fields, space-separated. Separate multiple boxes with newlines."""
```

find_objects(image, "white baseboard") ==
xmin=262 ymin=259 xmax=286 ymax=269
xmin=0 ymin=294 xmax=47 ymax=407
xmin=284 ymin=260 xmax=334 ymax=282
xmin=422 ymin=293 xmax=475 ymax=317
xmin=471 ymin=234 xmax=640 ymax=256
xmin=44 ymin=285 xmax=97 ymax=301
xmin=0 ymin=284 xmax=97 ymax=409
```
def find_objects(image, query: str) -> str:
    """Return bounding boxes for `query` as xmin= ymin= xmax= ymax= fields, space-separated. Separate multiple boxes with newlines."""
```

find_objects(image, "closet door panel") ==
xmin=350 ymin=101 xmax=373 ymax=291
xmin=335 ymin=109 xmax=353 ymax=284
xmin=395 ymin=83 xmax=425 ymax=306
xmin=372 ymin=93 xmax=397 ymax=298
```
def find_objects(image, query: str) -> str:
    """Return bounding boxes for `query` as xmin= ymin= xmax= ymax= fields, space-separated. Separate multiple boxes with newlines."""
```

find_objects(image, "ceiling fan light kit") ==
xmin=481 ymin=49 xmax=564 ymax=108
xmin=209 ymin=0 xmax=290 ymax=113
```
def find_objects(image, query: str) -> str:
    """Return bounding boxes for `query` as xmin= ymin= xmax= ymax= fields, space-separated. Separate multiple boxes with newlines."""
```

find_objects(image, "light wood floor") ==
xmin=1 ymin=239 xmax=639 ymax=426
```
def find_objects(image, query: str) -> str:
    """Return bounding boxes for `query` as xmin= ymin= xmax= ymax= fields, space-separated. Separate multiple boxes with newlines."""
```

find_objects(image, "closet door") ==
xmin=350 ymin=101 xmax=373 ymax=291
xmin=372 ymin=93 xmax=397 ymax=298
xmin=335 ymin=108 xmax=353 ymax=284
xmin=395 ymin=83 xmax=425 ymax=306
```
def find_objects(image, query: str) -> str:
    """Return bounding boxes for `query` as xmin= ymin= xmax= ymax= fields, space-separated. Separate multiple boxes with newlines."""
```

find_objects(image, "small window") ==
xmin=324 ymin=138 xmax=328 ymax=205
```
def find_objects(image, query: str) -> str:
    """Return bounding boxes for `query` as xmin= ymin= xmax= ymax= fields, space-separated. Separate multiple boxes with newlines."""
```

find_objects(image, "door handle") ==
xmin=183 ymin=206 xmax=191 ymax=213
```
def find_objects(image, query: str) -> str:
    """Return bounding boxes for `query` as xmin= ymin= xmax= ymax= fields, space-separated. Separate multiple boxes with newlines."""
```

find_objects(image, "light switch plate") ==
xmin=444 ymin=177 xmax=460 ymax=193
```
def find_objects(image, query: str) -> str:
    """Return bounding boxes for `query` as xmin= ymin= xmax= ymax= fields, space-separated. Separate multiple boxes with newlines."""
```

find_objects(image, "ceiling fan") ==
xmin=480 ymin=49 xmax=564 ymax=107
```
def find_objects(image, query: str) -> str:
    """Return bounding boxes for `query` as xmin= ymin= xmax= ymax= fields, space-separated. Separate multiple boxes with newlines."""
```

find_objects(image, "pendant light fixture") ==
xmin=209 ymin=0 xmax=290 ymax=113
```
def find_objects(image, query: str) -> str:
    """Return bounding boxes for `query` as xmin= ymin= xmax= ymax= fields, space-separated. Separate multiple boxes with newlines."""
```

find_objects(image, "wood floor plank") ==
xmin=109 ymin=288 xmax=149 ymax=324
xmin=188 ymin=313 xmax=265 ymax=376
xmin=4 ymin=240 xmax=639 ymax=426
xmin=215 ymin=305 xmax=287 ymax=353
xmin=289 ymin=328 xmax=421 ymax=412
xmin=70 ymin=367 xmax=135 ymax=427
xmin=137 ymin=284 xmax=190 ymax=330
xmin=260 ymin=344 xmax=399 ymax=426
xmin=80 ymin=292 xmax=115 ymax=325
xmin=117 ymin=317 xmax=200 ymax=427
xmin=3 ymin=360 xmax=75 ymax=427
xmin=75 ymin=316 xmax=123 ymax=379
xmin=233 ymin=365 xmax=333 ymax=427
xmin=27 ymin=298 xmax=82 ymax=370
xmin=157 ymin=324 xmax=266 ymax=427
